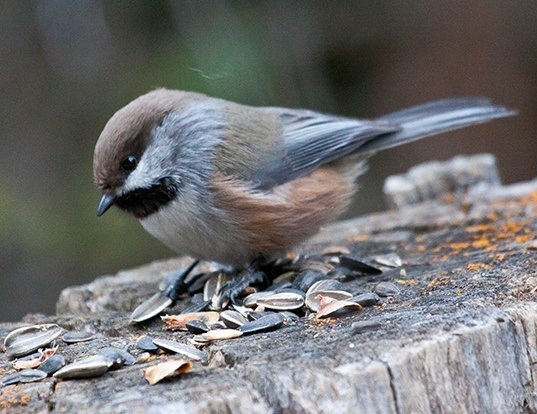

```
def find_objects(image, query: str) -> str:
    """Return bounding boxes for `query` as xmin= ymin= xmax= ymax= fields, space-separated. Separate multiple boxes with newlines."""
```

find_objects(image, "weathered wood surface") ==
xmin=1 ymin=157 xmax=536 ymax=414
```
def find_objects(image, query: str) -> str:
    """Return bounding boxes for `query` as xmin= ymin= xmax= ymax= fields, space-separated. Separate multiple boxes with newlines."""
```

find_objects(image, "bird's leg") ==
xmin=218 ymin=257 xmax=271 ymax=305
xmin=131 ymin=259 xmax=200 ymax=322
xmin=163 ymin=259 xmax=200 ymax=301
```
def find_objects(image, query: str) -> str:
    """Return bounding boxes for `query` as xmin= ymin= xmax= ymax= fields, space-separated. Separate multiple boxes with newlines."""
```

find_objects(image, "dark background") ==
xmin=1 ymin=1 xmax=535 ymax=321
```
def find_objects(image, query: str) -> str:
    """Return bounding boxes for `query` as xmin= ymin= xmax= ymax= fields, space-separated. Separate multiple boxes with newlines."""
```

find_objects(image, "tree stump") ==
xmin=1 ymin=155 xmax=536 ymax=413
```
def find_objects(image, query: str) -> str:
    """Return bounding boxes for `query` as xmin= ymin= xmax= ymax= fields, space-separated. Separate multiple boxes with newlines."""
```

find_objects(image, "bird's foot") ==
xmin=217 ymin=266 xmax=269 ymax=306
xmin=131 ymin=259 xmax=200 ymax=322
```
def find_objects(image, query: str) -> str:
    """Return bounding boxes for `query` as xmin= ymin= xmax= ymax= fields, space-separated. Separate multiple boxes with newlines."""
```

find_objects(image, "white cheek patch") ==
xmin=120 ymin=159 xmax=157 ymax=195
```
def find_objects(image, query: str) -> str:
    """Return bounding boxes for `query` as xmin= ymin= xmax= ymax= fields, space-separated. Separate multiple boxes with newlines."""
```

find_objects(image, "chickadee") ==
xmin=93 ymin=89 xmax=513 ymax=315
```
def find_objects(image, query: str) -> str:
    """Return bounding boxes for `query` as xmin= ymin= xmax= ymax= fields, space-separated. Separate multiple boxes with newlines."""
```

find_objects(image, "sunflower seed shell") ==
xmin=143 ymin=358 xmax=192 ymax=385
xmin=4 ymin=324 xmax=63 ymax=359
xmin=152 ymin=338 xmax=208 ymax=362
xmin=53 ymin=355 xmax=112 ymax=379
xmin=256 ymin=292 xmax=305 ymax=311
xmin=237 ymin=313 xmax=285 ymax=335
xmin=38 ymin=354 xmax=66 ymax=375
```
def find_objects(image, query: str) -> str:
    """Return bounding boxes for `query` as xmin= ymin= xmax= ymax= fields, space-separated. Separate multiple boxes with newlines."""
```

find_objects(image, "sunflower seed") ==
xmin=199 ymin=329 xmax=243 ymax=341
xmin=279 ymin=311 xmax=300 ymax=323
xmin=350 ymin=292 xmax=380 ymax=307
xmin=230 ymin=305 xmax=253 ymax=318
xmin=247 ymin=311 xmax=274 ymax=321
xmin=293 ymin=270 xmax=331 ymax=292
xmin=256 ymin=292 xmax=304 ymax=311
xmin=306 ymin=290 xmax=353 ymax=312
xmin=272 ymin=287 xmax=306 ymax=297
xmin=373 ymin=282 xmax=400 ymax=297
xmin=316 ymin=296 xmax=361 ymax=318
xmin=152 ymin=338 xmax=208 ymax=362
xmin=220 ymin=310 xmax=248 ymax=328
xmin=143 ymin=358 xmax=192 ymax=385
xmin=200 ymin=271 xmax=221 ymax=301
xmin=12 ymin=352 xmax=41 ymax=369
xmin=137 ymin=336 xmax=158 ymax=352
xmin=1 ymin=371 xmax=22 ymax=386
xmin=99 ymin=347 xmax=136 ymax=370
xmin=2 ymin=369 xmax=47 ymax=385
xmin=131 ymin=293 xmax=173 ymax=323
xmin=339 ymin=255 xmax=383 ymax=275
xmin=204 ymin=272 xmax=229 ymax=309
xmin=4 ymin=324 xmax=63 ymax=359
xmin=309 ymin=279 xmax=348 ymax=292
xmin=19 ymin=369 xmax=47 ymax=383
xmin=38 ymin=354 xmax=66 ymax=375
xmin=62 ymin=331 xmax=96 ymax=344
xmin=374 ymin=253 xmax=403 ymax=268
xmin=242 ymin=292 xmax=273 ymax=308
xmin=53 ymin=355 xmax=112 ymax=379
xmin=13 ymin=346 xmax=58 ymax=370
xmin=209 ymin=321 xmax=227 ymax=330
xmin=135 ymin=352 xmax=152 ymax=364
xmin=237 ymin=313 xmax=285 ymax=335
xmin=305 ymin=280 xmax=353 ymax=312
xmin=185 ymin=320 xmax=210 ymax=335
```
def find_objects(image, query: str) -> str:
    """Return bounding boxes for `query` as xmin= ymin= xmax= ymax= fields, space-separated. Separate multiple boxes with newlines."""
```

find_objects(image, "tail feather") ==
xmin=358 ymin=98 xmax=516 ymax=154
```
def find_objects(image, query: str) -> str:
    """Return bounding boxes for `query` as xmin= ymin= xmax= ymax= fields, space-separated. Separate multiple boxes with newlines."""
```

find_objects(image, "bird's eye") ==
xmin=121 ymin=156 xmax=137 ymax=172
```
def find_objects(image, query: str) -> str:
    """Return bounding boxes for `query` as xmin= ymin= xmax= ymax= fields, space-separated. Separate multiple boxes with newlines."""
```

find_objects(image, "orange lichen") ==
xmin=449 ymin=242 xmax=470 ymax=251
xmin=0 ymin=390 xmax=31 ymax=410
xmin=516 ymin=235 xmax=533 ymax=244
xmin=425 ymin=214 xmax=532 ymax=263
xmin=471 ymin=237 xmax=490 ymax=249
xmin=348 ymin=235 xmax=369 ymax=242
xmin=466 ymin=224 xmax=492 ymax=233
xmin=466 ymin=263 xmax=492 ymax=271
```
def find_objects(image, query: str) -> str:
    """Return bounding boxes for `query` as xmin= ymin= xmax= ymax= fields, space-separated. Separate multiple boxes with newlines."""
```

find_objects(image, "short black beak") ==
xmin=97 ymin=194 xmax=116 ymax=217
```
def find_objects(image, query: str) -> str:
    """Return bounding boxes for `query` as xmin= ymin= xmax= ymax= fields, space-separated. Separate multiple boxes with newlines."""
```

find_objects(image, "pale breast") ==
xmin=139 ymin=197 xmax=255 ymax=266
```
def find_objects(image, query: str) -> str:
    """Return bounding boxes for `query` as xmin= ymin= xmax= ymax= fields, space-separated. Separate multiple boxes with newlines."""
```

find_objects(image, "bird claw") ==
xmin=162 ymin=260 xmax=200 ymax=302
xmin=218 ymin=268 xmax=268 ymax=305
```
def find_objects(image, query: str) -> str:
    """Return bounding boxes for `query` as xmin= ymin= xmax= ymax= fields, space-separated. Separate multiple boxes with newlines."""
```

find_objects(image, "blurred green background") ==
xmin=0 ymin=1 xmax=535 ymax=321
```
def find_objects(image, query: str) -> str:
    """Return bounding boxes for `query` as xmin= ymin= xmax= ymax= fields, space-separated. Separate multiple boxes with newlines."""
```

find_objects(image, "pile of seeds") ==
xmin=135 ymin=252 xmax=403 ymax=351
xmin=1 ymin=251 xmax=403 ymax=386
xmin=1 ymin=324 xmax=104 ymax=385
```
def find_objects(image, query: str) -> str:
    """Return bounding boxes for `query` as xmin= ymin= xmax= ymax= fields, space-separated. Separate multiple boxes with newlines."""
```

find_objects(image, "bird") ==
xmin=93 ymin=89 xmax=514 ymax=316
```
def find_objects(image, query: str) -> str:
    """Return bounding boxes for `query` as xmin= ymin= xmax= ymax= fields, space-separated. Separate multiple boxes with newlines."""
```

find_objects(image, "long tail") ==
xmin=358 ymin=98 xmax=516 ymax=154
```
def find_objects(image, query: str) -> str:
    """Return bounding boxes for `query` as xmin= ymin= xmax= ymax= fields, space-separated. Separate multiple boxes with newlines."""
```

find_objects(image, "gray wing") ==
xmin=250 ymin=98 xmax=515 ymax=190
xmin=251 ymin=109 xmax=398 ymax=190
